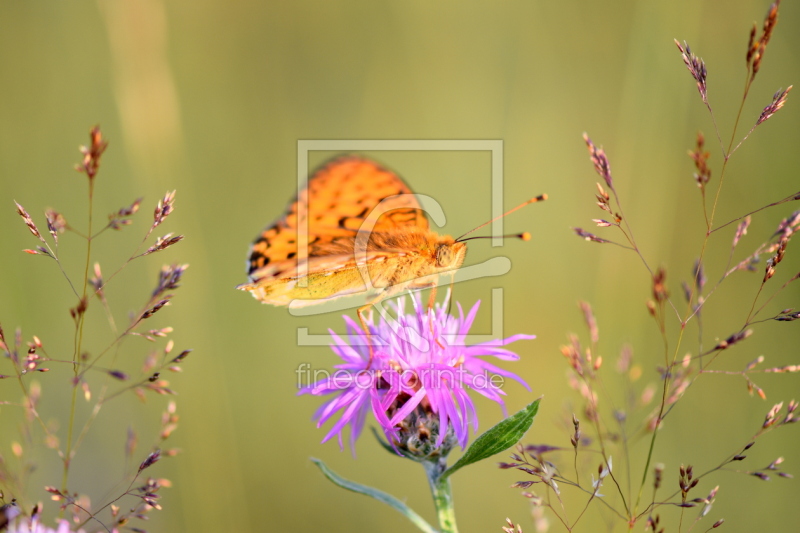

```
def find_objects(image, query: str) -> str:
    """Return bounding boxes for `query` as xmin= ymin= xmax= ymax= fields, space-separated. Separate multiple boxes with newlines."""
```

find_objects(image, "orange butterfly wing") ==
xmin=240 ymin=156 xmax=431 ymax=304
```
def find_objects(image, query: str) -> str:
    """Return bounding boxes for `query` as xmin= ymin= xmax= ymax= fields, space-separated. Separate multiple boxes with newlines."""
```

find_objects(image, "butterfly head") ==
xmin=435 ymin=241 xmax=467 ymax=272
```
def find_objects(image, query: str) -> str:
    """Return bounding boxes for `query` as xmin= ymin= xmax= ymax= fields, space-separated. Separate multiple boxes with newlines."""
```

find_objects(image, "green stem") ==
xmin=424 ymin=459 xmax=458 ymax=533
xmin=62 ymin=178 xmax=94 ymax=493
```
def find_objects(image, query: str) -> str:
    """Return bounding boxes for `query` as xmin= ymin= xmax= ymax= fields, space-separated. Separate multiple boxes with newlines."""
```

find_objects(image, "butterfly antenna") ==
xmin=457 ymin=232 xmax=531 ymax=242
xmin=455 ymin=194 xmax=547 ymax=242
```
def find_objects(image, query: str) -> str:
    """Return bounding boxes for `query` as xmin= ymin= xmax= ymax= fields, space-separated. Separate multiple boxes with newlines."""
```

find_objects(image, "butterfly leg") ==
xmin=358 ymin=288 xmax=403 ymax=367
xmin=359 ymin=291 xmax=391 ymax=368
xmin=357 ymin=303 xmax=376 ymax=367
xmin=426 ymin=283 xmax=437 ymax=311
xmin=425 ymin=285 xmax=447 ymax=350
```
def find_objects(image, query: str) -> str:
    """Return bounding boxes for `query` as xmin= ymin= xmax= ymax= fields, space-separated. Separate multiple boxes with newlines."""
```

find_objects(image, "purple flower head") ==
xmin=7 ymin=517 xmax=87 ymax=533
xmin=300 ymin=292 xmax=534 ymax=455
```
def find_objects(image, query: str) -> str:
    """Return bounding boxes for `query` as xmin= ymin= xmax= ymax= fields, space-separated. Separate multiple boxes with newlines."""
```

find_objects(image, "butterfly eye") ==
xmin=435 ymin=244 xmax=465 ymax=269
xmin=435 ymin=245 xmax=449 ymax=268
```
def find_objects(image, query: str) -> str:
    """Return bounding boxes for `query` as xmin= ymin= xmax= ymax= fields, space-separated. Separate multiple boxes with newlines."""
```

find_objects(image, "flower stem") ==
xmin=424 ymin=459 xmax=458 ymax=533
xmin=63 ymin=178 xmax=94 ymax=494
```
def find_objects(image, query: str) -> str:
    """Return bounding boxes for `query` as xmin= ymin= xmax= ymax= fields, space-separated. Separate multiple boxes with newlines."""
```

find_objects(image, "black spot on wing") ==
xmin=387 ymin=208 xmax=418 ymax=224
xmin=338 ymin=207 xmax=370 ymax=230
xmin=248 ymin=251 xmax=270 ymax=273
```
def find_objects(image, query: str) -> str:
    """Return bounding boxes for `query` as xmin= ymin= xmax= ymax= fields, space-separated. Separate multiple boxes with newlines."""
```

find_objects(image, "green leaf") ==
xmin=440 ymin=398 xmax=540 ymax=481
xmin=311 ymin=457 xmax=438 ymax=533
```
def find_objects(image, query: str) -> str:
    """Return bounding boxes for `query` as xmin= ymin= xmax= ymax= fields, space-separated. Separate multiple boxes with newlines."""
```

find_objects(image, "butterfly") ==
xmin=238 ymin=156 xmax=544 ymax=339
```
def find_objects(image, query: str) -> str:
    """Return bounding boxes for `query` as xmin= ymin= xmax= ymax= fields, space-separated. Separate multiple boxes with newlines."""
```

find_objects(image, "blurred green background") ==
xmin=0 ymin=1 xmax=798 ymax=531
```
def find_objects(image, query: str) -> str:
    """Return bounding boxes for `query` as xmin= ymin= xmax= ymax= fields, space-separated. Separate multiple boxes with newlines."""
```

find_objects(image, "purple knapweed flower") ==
xmin=7 ymin=517 xmax=87 ymax=533
xmin=300 ymin=293 xmax=534 ymax=455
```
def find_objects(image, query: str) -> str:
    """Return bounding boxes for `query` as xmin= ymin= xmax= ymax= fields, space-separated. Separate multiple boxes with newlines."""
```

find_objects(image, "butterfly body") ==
xmin=239 ymin=157 xmax=466 ymax=310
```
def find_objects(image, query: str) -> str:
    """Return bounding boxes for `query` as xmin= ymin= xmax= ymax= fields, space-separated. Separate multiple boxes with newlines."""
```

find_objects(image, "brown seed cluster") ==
xmin=141 ymin=300 xmax=170 ymax=320
xmin=732 ymin=216 xmax=751 ymax=248
xmin=561 ymin=335 xmax=603 ymax=378
xmin=0 ymin=333 xmax=50 ymax=378
xmin=502 ymin=517 xmax=524 ymax=533
xmin=44 ymin=209 xmax=66 ymax=243
xmin=774 ymin=310 xmax=800 ymax=322
xmin=678 ymin=464 xmax=699 ymax=502
xmin=572 ymin=227 xmax=611 ymax=244
xmin=653 ymin=463 xmax=664 ymax=491
xmin=675 ymin=40 xmax=708 ymax=104
xmin=646 ymin=514 xmax=665 ymax=533
xmin=143 ymin=234 xmax=185 ymax=256
xmin=153 ymin=263 xmax=188 ymax=298
xmin=14 ymin=201 xmax=44 ymax=243
xmin=757 ymin=86 xmax=792 ymax=126
xmin=502 ymin=445 xmax=560 ymax=498
xmin=725 ymin=212 xmax=798 ymax=278
xmin=743 ymin=444 xmax=794 ymax=482
xmin=711 ymin=329 xmax=753 ymax=352
xmin=691 ymin=259 xmax=706 ymax=294
xmin=583 ymin=133 xmax=613 ymax=188
xmin=763 ymin=236 xmax=788 ymax=282
xmin=763 ymin=400 xmax=798 ymax=429
xmin=75 ymin=126 xmax=108 ymax=180
xmin=652 ymin=268 xmax=669 ymax=304
xmin=772 ymin=211 xmax=798 ymax=239
xmin=153 ymin=190 xmax=176 ymax=228
xmin=108 ymin=197 xmax=142 ymax=230
xmin=69 ymin=296 xmax=88 ymax=322
xmin=579 ymin=301 xmax=599 ymax=344
xmin=570 ymin=414 xmax=581 ymax=449
xmin=592 ymin=183 xmax=622 ymax=228
xmin=747 ymin=1 xmax=780 ymax=76
xmin=138 ymin=449 xmax=161 ymax=473
xmin=689 ymin=132 xmax=711 ymax=189
xmin=562 ymin=338 xmax=602 ymax=421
